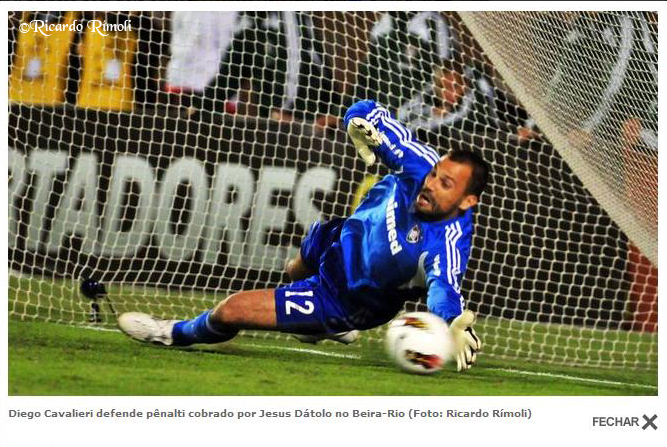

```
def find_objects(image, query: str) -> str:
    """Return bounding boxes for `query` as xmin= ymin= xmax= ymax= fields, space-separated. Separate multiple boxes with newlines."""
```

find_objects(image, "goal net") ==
xmin=8 ymin=11 xmax=657 ymax=369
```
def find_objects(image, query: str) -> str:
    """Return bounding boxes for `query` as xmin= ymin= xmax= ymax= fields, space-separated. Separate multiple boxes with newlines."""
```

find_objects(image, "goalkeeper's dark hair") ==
xmin=446 ymin=149 xmax=490 ymax=198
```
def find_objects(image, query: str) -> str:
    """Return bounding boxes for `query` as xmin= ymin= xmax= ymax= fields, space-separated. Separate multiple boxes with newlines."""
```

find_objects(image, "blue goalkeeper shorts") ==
xmin=274 ymin=218 xmax=403 ymax=334
xmin=298 ymin=218 xmax=346 ymax=271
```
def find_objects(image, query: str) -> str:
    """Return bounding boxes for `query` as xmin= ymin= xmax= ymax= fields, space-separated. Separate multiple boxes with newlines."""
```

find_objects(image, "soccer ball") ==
xmin=384 ymin=312 xmax=453 ymax=374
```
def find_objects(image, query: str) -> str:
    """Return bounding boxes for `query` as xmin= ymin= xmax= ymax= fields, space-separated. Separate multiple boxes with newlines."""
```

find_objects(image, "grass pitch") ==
xmin=8 ymin=275 xmax=658 ymax=395
xmin=8 ymin=318 xmax=657 ymax=396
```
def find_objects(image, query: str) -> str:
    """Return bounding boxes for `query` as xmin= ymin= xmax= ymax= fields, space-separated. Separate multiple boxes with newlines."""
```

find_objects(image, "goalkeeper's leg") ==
xmin=118 ymin=218 xmax=352 ymax=346
xmin=285 ymin=252 xmax=316 ymax=282
xmin=118 ymin=275 xmax=360 ymax=346
xmin=117 ymin=289 xmax=278 ymax=346
xmin=288 ymin=218 xmax=346 ymax=282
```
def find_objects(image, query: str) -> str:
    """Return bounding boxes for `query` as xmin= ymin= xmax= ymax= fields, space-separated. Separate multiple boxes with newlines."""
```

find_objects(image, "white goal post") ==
xmin=8 ymin=11 xmax=657 ymax=369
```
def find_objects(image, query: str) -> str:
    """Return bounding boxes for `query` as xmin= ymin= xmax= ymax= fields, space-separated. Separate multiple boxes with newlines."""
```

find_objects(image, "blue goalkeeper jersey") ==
xmin=340 ymin=100 xmax=474 ymax=322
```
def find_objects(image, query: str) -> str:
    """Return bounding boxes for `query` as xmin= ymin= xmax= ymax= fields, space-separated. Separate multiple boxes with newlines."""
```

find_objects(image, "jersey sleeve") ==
xmin=343 ymin=100 xmax=440 ymax=182
xmin=423 ymin=231 xmax=468 ymax=323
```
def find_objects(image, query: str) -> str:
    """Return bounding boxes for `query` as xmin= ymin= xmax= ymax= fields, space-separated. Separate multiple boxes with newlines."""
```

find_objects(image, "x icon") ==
xmin=642 ymin=414 xmax=657 ymax=430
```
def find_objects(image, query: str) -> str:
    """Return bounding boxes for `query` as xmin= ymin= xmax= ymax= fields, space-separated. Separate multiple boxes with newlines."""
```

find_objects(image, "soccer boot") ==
xmin=117 ymin=312 xmax=179 ymax=346
xmin=292 ymin=330 xmax=360 ymax=345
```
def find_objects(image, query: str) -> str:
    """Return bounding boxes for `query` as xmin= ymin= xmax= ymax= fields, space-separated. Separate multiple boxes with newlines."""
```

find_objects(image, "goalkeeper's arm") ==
xmin=343 ymin=100 xmax=440 ymax=176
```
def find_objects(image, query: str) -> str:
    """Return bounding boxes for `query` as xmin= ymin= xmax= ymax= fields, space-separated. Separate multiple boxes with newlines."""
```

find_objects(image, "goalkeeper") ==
xmin=118 ymin=100 xmax=488 ymax=371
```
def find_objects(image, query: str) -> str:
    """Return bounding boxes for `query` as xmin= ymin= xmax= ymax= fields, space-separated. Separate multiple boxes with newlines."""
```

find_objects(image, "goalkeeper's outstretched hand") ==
xmin=449 ymin=310 xmax=481 ymax=372
xmin=347 ymin=117 xmax=381 ymax=165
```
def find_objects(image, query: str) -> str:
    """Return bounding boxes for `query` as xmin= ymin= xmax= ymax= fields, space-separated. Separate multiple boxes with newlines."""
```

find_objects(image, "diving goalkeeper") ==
xmin=118 ymin=100 xmax=488 ymax=371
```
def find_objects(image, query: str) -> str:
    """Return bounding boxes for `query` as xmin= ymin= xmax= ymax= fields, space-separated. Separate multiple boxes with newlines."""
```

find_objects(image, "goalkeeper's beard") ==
xmin=414 ymin=190 xmax=460 ymax=222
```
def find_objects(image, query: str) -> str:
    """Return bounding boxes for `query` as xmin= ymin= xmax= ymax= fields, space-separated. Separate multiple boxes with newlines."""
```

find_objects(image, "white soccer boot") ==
xmin=292 ymin=330 xmax=360 ymax=345
xmin=117 ymin=312 xmax=180 ymax=346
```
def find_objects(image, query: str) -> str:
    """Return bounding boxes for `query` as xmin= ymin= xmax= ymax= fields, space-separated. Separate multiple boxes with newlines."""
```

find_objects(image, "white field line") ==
xmin=488 ymin=367 xmax=658 ymax=390
xmin=72 ymin=324 xmax=361 ymax=359
xmin=72 ymin=325 xmax=655 ymax=389
xmin=237 ymin=343 xmax=362 ymax=360
xmin=75 ymin=325 xmax=118 ymax=332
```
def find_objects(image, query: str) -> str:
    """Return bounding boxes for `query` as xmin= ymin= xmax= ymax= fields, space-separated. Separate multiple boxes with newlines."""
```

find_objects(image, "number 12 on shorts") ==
xmin=284 ymin=290 xmax=314 ymax=315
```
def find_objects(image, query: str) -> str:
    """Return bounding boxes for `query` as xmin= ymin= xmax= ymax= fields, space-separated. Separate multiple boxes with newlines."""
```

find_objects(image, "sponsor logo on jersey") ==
xmin=386 ymin=196 xmax=403 ymax=255
xmin=407 ymin=224 xmax=421 ymax=243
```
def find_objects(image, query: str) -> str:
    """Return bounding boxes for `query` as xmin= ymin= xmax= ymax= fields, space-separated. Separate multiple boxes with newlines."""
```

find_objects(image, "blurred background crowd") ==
xmin=8 ymin=11 xmax=543 ymax=147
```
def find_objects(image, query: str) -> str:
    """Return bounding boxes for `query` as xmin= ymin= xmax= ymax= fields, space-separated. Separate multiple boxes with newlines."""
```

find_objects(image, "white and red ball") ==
xmin=384 ymin=312 xmax=453 ymax=374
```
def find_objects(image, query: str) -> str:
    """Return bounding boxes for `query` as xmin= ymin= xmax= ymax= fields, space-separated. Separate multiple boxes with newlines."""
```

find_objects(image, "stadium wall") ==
xmin=8 ymin=105 xmax=361 ymax=289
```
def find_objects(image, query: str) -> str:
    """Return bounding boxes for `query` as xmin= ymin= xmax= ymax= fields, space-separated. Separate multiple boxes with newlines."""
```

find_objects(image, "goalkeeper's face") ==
xmin=415 ymin=157 xmax=478 ymax=221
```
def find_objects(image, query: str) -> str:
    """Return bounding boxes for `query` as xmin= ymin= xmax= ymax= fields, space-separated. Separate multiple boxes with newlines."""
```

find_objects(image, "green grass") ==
xmin=8 ymin=319 xmax=657 ymax=396
xmin=8 ymin=275 xmax=658 ymax=395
